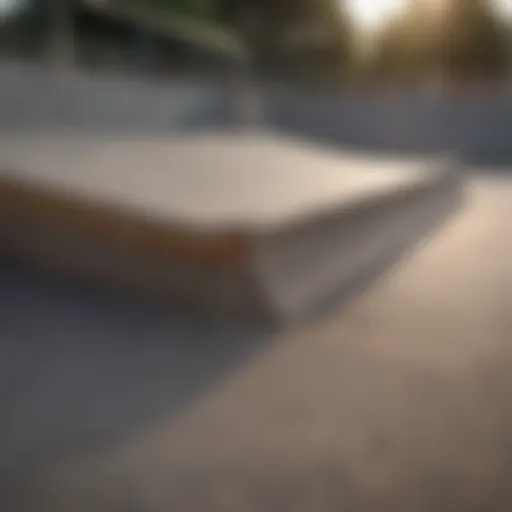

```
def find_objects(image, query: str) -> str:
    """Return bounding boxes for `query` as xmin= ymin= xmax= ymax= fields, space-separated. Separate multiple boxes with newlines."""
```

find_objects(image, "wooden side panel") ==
xmin=0 ymin=178 xmax=250 ymax=269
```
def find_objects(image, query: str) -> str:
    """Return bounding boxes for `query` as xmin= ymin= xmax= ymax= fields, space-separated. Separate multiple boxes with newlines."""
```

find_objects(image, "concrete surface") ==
xmin=0 ymin=133 xmax=451 ymax=231
xmin=0 ymin=173 xmax=510 ymax=511
xmin=0 ymin=133 xmax=460 ymax=322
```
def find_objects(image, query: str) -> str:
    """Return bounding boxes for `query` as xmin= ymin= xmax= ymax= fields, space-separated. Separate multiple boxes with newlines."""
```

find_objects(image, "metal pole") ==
xmin=47 ymin=0 xmax=74 ymax=70
xmin=230 ymin=9 xmax=263 ymax=130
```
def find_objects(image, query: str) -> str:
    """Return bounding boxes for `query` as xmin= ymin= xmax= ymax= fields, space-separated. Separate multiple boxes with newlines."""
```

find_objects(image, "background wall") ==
xmin=1 ymin=64 xmax=511 ymax=165
xmin=0 ymin=64 xmax=232 ymax=133
xmin=266 ymin=88 xmax=512 ymax=165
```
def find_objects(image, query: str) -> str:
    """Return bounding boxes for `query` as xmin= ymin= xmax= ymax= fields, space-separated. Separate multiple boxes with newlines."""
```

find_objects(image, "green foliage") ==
xmin=119 ymin=0 xmax=218 ymax=21
xmin=15 ymin=0 xmax=354 ymax=83
xmin=219 ymin=0 xmax=355 ymax=84
xmin=119 ymin=0 xmax=355 ymax=82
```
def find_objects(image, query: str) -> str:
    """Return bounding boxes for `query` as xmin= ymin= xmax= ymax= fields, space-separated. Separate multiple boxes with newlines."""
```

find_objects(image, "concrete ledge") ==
xmin=0 ymin=133 xmax=463 ymax=323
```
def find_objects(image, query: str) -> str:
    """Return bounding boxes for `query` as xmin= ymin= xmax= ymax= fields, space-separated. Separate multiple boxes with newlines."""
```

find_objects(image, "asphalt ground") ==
xmin=0 ymin=173 xmax=511 ymax=512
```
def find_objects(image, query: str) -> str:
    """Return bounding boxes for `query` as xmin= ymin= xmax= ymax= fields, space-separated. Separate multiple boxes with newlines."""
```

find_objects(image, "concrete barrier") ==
xmin=266 ymin=89 xmax=512 ymax=166
xmin=0 ymin=64 xmax=231 ymax=133
xmin=2 ymin=64 xmax=511 ymax=165
xmin=0 ymin=132 xmax=462 ymax=323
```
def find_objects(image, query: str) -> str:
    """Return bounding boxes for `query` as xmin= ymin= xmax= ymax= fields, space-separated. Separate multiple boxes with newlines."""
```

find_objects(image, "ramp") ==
xmin=0 ymin=133 xmax=462 ymax=323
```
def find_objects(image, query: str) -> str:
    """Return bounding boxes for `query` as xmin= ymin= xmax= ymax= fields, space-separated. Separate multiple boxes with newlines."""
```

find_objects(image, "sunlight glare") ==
xmin=346 ymin=0 xmax=512 ymax=31
xmin=346 ymin=0 xmax=406 ymax=30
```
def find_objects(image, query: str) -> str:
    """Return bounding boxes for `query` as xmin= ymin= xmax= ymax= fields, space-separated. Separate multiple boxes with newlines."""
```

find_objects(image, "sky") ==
xmin=346 ymin=0 xmax=512 ymax=30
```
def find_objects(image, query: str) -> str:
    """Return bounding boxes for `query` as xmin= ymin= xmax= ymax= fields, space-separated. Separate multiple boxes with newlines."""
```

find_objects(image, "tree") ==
xmin=218 ymin=0 xmax=355 ymax=84
xmin=120 ymin=0 xmax=217 ymax=21
xmin=120 ymin=0 xmax=355 ymax=84
xmin=19 ymin=0 xmax=354 ymax=82
xmin=433 ymin=0 xmax=511 ymax=82
xmin=366 ymin=0 xmax=511 ymax=87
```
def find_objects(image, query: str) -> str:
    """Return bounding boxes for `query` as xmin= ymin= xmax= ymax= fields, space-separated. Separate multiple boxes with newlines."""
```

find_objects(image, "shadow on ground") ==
xmin=0 ymin=261 xmax=271 ymax=475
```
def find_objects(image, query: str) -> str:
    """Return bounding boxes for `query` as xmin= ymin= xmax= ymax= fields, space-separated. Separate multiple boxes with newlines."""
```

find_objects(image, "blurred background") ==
xmin=2 ymin=4 xmax=512 ymax=512
xmin=0 ymin=0 xmax=511 ymax=94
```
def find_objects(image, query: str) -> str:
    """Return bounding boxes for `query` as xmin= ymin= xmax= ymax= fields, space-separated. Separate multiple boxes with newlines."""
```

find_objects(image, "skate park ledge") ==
xmin=0 ymin=133 xmax=463 ymax=324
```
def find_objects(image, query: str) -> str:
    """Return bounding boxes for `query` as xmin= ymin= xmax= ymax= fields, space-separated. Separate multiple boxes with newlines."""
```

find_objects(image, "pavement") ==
xmin=0 ymin=173 xmax=511 ymax=512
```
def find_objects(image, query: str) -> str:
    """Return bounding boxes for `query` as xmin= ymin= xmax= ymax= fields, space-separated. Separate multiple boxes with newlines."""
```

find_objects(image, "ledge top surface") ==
xmin=0 ymin=132 xmax=449 ymax=233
